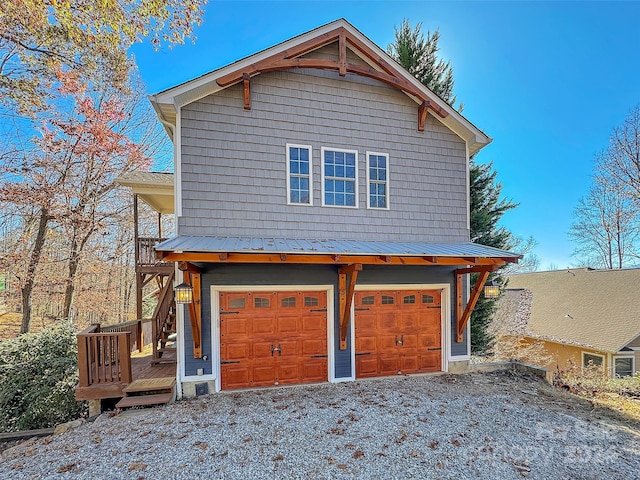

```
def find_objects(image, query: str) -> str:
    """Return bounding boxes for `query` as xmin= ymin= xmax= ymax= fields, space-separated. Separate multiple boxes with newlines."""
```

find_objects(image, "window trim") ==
xmin=581 ymin=351 xmax=605 ymax=371
xmin=613 ymin=355 xmax=635 ymax=377
xmin=286 ymin=143 xmax=313 ymax=206
xmin=366 ymin=151 xmax=390 ymax=210
xmin=321 ymin=146 xmax=359 ymax=208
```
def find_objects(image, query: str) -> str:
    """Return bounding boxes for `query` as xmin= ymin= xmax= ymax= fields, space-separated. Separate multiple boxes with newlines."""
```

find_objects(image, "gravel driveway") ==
xmin=1 ymin=371 xmax=639 ymax=479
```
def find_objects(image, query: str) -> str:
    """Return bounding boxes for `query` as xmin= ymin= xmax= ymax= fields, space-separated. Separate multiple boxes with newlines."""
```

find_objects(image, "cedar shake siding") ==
xmin=178 ymin=47 xmax=468 ymax=242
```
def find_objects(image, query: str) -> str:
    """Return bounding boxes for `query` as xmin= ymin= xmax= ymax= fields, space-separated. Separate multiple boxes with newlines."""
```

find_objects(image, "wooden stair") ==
xmin=115 ymin=376 xmax=176 ymax=410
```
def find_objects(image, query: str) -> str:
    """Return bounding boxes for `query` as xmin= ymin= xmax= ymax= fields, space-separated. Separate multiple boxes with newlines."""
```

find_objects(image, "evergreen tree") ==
xmin=387 ymin=19 xmax=456 ymax=105
xmin=469 ymin=160 xmax=517 ymax=356
xmin=388 ymin=20 xmax=518 ymax=356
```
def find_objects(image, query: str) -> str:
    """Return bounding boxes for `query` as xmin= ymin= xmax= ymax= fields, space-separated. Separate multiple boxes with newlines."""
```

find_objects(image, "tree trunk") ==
xmin=62 ymin=237 xmax=80 ymax=320
xmin=20 ymin=208 xmax=49 ymax=334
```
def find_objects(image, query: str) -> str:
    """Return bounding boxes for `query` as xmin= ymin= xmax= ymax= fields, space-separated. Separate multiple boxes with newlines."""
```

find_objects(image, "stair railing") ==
xmin=151 ymin=269 xmax=175 ymax=361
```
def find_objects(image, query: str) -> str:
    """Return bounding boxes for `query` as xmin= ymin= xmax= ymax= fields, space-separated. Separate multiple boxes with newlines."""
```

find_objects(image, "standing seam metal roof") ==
xmin=154 ymin=236 xmax=520 ymax=258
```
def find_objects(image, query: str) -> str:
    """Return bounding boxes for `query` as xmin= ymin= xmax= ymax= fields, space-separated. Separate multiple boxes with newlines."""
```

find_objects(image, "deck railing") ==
xmin=137 ymin=237 xmax=168 ymax=267
xmin=77 ymin=325 xmax=132 ymax=389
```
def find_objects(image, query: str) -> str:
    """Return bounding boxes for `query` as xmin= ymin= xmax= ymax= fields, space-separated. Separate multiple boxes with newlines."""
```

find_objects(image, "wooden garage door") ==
xmin=219 ymin=291 xmax=328 ymax=390
xmin=355 ymin=290 xmax=442 ymax=378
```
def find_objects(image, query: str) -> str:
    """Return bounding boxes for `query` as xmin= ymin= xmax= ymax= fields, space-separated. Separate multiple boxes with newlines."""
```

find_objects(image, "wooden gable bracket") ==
xmin=243 ymin=73 xmax=251 ymax=110
xmin=454 ymin=265 xmax=499 ymax=343
xmin=179 ymin=262 xmax=202 ymax=358
xmin=215 ymin=26 xmax=448 ymax=130
xmin=338 ymin=263 xmax=362 ymax=350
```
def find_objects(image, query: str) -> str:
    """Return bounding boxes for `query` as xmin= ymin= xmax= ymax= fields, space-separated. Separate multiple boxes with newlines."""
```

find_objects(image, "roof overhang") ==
xmin=154 ymin=236 xmax=521 ymax=267
xmin=116 ymin=172 xmax=175 ymax=214
xmin=149 ymin=18 xmax=491 ymax=155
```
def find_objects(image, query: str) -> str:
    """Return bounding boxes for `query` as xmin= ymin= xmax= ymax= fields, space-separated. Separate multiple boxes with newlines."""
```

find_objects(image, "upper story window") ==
xmin=321 ymin=147 xmax=358 ymax=207
xmin=286 ymin=144 xmax=312 ymax=205
xmin=367 ymin=152 xmax=389 ymax=209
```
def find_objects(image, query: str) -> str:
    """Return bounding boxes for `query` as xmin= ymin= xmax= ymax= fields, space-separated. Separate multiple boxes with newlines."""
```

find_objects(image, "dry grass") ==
xmin=0 ymin=312 xmax=57 ymax=341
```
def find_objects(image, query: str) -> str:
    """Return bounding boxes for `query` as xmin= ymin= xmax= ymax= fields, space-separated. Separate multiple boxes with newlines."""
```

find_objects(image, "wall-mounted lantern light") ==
xmin=174 ymin=282 xmax=194 ymax=304
xmin=483 ymin=280 xmax=500 ymax=299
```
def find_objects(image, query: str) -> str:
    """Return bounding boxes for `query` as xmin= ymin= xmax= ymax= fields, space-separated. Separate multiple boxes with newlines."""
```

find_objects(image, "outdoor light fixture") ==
xmin=483 ymin=280 xmax=500 ymax=298
xmin=174 ymin=282 xmax=193 ymax=304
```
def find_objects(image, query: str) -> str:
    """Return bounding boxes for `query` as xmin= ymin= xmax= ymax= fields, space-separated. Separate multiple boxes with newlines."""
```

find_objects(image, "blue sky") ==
xmin=131 ymin=1 xmax=640 ymax=269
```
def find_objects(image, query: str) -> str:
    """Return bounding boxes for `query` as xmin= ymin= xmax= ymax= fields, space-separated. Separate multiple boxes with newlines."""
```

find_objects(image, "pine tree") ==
xmin=387 ymin=19 xmax=456 ymax=105
xmin=388 ymin=20 xmax=517 ymax=356
xmin=469 ymin=160 xmax=517 ymax=356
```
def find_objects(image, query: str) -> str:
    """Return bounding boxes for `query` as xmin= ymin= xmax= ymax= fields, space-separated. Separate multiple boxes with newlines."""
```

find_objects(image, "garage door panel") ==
xmin=302 ymin=339 xmax=325 ymax=356
xmin=222 ymin=365 xmax=251 ymax=389
xmin=222 ymin=317 xmax=250 ymax=336
xmin=277 ymin=316 xmax=299 ymax=334
xmin=301 ymin=360 xmax=327 ymax=382
xmin=223 ymin=343 xmax=250 ymax=360
xmin=356 ymin=356 xmax=378 ymax=377
xmin=355 ymin=289 xmax=442 ymax=378
xmin=220 ymin=290 xmax=328 ymax=390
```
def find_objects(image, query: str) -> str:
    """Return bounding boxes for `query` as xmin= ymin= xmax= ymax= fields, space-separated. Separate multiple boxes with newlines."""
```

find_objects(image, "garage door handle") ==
xmin=354 ymin=308 xmax=370 ymax=311
xmin=309 ymin=308 xmax=327 ymax=312
xmin=271 ymin=344 xmax=282 ymax=356
xmin=395 ymin=335 xmax=404 ymax=346
xmin=220 ymin=360 xmax=241 ymax=365
xmin=426 ymin=347 xmax=441 ymax=351
xmin=311 ymin=355 xmax=328 ymax=358
xmin=355 ymin=352 xmax=371 ymax=356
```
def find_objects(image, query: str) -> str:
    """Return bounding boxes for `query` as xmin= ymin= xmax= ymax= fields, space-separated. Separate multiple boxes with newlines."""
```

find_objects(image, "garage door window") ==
xmin=229 ymin=298 xmax=246 ymax=309
xmin=281 ymin=297 xmax=296 ymax=307
xmin=254 ymin=297 xmax=270 ymax=308
xmin=403 ymin=295 xmax=416 ymax=304
xmin=382 ymin=295 xmax=394 ymax=304
xmin=422 ymin=295 xmax=434 ymax=304
xmin=304 ymin=296 xmax=319 ymax=307
xmin=361 ymin=296 xmax=374 ymax=305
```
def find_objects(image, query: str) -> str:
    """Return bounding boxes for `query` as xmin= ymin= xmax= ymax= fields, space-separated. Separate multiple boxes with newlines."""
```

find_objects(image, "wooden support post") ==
xmin=243 ymin=73 xmax=251 ymax=110
xmin=456 ymin=269 xmax=490 ymax=342
xmin=338 ymin=31 xmax=347 ymax=76
xmin=418 ymin=100 xmax=429 ymax=131
xmin=338 ymin=264 xmax=362 ymax=350
xmin=183 ymin=271 xmax=202 ymax=358
xmin=133 ymin=194 xmax=143 ymax=352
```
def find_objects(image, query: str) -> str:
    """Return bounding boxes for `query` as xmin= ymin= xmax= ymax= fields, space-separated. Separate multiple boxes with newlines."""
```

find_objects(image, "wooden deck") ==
xmin=76 ymin=344 xmax=176 ymax=401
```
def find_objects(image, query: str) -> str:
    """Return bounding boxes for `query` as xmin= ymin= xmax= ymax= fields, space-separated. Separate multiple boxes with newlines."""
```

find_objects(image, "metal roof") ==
xmin=155 ymin=236 xmax=520 ymax=259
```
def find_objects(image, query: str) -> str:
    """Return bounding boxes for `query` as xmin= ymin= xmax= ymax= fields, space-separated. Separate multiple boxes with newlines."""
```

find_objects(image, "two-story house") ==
xmin=148 ymin=19 xmax=519 ymax=397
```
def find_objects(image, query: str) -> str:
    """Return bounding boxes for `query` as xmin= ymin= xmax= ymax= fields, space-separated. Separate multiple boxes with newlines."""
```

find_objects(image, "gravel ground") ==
xmin=1 ymin=371 xmax=639 ymax=479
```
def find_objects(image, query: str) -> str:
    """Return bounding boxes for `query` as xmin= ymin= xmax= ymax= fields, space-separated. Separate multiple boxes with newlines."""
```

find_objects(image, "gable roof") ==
xmin=502 ymin=268 xmax=640 ymax=353
xmin=149 ymin=18 xmax=491 ymax=155
xmin=116 ymin=172 xmax=174 ymax=214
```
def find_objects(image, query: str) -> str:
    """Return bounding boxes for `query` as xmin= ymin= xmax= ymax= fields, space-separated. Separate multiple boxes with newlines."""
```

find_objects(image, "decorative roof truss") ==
xmin=215 ymin=26 xmax=448 ymax=131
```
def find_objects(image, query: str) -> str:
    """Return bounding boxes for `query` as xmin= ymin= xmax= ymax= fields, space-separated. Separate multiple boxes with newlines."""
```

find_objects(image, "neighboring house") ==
xmin=76 ymin=19 xmax=519 ymax=408
xmin=495 ymin=268 xmax=640 ymax=379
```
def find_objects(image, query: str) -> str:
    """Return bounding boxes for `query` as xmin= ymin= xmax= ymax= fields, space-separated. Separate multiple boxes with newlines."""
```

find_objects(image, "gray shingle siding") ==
xmin=178 ymin=53 xmax=468 ymax=243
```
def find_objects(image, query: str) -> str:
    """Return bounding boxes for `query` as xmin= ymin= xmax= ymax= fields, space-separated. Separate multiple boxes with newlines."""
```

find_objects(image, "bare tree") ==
xmin=502 ymin=235 xmax=540 ymax=275
xmin=569 ymin=176 xmax=639 ymax=269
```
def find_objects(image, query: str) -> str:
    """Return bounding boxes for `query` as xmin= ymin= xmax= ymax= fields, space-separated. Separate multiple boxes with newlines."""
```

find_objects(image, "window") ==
xmin=281 ymin=297 xmax=296 ymax=307
xmin=304 ymin=296 xmax=319 ymax=307
xmin=254 ymin=297 xmax=270 ymax=308
xmin=286 ymin=144 xmax=312 ymax=205
xmin=382 ymin=295 xmax=394 ymax=305
xmin=582 ymin=352 xmax=604 ymax=370
xmin=229 ymin=298 xmax=246 ymax=309
xmin=422 ymin=295 xmax=434 ymax=304
xmin=361 ymin=296 xmax=375 ymax=305
xmin=366 ymin=152 xmax=389 ymax=209
xmin=403 ymin=295 xmax=416 ymax=304
xmin=614 ymin=357 xmax=634 ymax=377
xmin=321 ymin=147 xmax=358 ymax=207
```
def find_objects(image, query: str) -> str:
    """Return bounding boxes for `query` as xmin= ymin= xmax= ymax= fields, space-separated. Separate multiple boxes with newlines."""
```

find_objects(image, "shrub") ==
xmin=0 ymin=320 xmax=87 ymax=432
xmin=553 ymin=360 xmax=640 ymax=398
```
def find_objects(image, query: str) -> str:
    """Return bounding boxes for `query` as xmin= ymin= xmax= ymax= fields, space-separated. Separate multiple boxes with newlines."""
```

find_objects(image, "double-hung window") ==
xmin=366 ymin=152 xmax=389 ymax=209
xmin=286 ymin=144 xmax=312 ymax=205
xmin=321 ymin=147 xmax=358 ymax=207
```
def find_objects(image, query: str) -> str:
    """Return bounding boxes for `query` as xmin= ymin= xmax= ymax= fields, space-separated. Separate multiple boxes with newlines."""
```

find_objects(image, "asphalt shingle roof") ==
xmin=505 ymin=268 xmax=640 ymax=353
